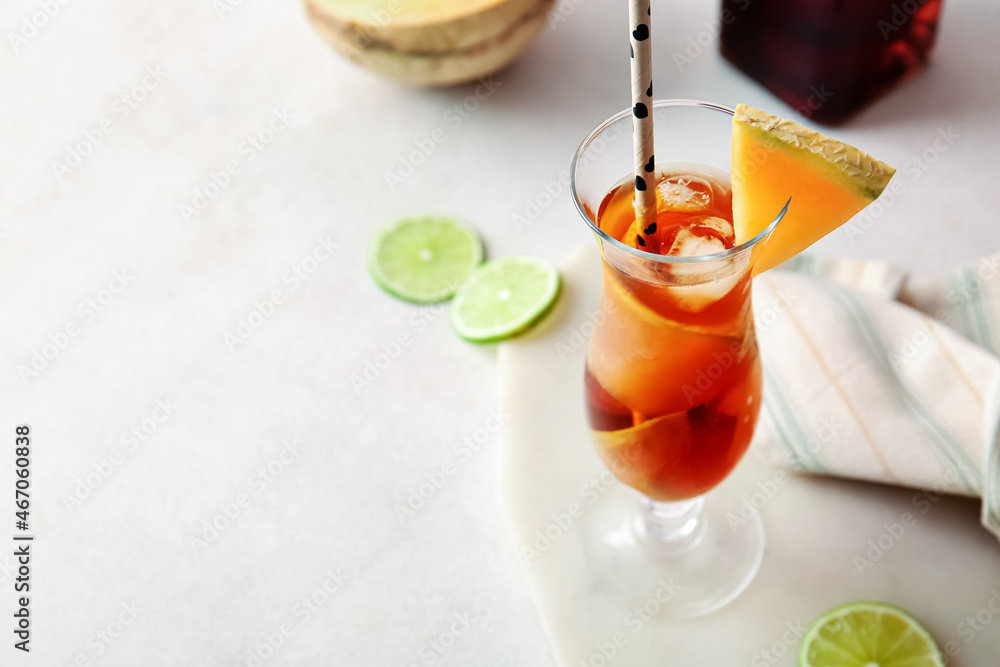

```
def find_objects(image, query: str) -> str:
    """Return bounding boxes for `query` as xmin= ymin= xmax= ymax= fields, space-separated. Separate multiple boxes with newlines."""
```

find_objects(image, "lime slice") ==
xmin=451 ymin=257 xmax=560 ymax=342
xmin=367 ymin=214 xmax=483 ymax=304
xmin=801 ymin=601 xmax=943 ymax=667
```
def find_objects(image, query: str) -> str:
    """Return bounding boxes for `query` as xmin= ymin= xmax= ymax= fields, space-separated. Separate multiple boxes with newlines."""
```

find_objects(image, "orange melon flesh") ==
xmin=731 ymin=104 xmax=896 ymax=275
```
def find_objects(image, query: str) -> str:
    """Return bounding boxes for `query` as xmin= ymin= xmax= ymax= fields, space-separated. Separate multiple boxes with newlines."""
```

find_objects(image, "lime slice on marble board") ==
xmin=450 ymin=256 xmax=560 ymax=342
xmin=800 ymin=601 xmax=944 ymax=667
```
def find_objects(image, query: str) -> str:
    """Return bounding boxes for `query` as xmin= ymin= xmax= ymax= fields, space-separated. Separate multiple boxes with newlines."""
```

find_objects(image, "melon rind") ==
xmin=734 ymin=105 xmax=895 ymax=200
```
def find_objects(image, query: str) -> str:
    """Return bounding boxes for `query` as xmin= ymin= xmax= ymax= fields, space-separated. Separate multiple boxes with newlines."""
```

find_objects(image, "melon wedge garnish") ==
xmin=731 ymin=104 xmax=896 ymax=275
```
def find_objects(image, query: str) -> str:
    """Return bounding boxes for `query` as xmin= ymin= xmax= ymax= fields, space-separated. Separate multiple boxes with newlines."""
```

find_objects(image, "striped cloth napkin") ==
xmin=753 ymin=253 xmax=1000 ymax=540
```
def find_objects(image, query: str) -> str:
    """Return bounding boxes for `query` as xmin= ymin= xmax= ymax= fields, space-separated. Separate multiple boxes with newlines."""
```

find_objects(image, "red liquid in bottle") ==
xmin=720 ymin=0 xmax=943 ymax=124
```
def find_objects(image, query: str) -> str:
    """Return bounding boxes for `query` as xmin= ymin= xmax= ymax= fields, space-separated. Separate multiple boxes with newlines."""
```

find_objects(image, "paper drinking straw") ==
xmin=628 ymin=0 xmax=656 ymax=249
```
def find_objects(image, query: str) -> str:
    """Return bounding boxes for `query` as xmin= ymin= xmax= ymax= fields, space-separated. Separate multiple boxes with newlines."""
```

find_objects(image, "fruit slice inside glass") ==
xmin=570 ymin=100 xmax=786 ymax=618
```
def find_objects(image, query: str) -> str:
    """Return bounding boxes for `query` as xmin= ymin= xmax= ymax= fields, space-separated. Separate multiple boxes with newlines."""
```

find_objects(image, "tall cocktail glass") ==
xmin=571 ymin=100 xmax=784 ymax=617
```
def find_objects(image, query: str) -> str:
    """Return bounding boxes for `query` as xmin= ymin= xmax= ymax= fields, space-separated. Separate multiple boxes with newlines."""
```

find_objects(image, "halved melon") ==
xmin=731 ymin=104 xmax=896 ymax=275
xmin=305 ymin=0 xmax=555 ymax=85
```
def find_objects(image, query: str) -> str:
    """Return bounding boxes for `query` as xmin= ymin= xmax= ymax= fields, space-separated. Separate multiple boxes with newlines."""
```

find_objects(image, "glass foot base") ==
xmin=581 ymin=481 xmax=765 ymax=619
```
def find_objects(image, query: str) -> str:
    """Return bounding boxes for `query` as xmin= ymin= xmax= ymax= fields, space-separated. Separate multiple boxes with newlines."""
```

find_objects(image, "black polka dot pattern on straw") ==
xmin=629 ymin=0 xmax=656 ymax=250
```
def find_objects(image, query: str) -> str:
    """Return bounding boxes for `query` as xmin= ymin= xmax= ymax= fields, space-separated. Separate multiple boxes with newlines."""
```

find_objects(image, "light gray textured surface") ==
xmin=1 ymin=0 xmax=998 ymax=664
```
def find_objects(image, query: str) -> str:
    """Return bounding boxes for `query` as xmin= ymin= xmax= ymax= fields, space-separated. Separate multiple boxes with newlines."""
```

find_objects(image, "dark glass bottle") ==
xmin=720 ymin=0 xmax=943 ymax=124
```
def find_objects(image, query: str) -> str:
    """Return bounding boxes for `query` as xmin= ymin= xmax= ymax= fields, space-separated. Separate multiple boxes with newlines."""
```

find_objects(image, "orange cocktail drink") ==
xmin=569 ymin=100 xmax=785 ymax=619
xmin=584 ymin=165 xmax=762 ymax=502
xmin=569 ymin=98 xmax=890 ymax=618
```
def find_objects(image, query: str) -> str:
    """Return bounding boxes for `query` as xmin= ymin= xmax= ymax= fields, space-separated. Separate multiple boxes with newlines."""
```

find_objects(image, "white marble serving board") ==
xmin=499 ymin=246 xmax=1000 ymax=666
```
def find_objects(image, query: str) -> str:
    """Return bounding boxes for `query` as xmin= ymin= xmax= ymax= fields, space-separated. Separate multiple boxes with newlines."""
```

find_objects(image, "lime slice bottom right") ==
xmin=801 ymin=601 xmax=944 ymax=667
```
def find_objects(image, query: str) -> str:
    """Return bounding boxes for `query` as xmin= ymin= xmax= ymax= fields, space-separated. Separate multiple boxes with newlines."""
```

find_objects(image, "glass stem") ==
xmin=636 ymin=494 xmax=705 ymax=547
